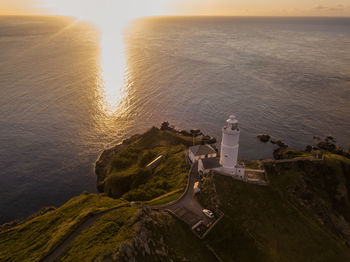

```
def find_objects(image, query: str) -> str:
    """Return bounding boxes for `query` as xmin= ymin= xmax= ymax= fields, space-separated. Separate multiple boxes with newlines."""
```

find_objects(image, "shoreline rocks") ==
xmin=257 ymin=134 xmax=271 ymax=143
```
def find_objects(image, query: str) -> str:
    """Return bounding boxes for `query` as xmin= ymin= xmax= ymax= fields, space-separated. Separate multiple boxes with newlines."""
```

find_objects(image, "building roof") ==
xmin=189 ymin=144 xmax=216 ymax=156
xmin=200 ymin=158 xmax=221 ymax=170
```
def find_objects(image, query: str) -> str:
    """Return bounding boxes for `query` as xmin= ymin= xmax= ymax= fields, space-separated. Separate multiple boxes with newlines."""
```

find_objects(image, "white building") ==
xmin=188 ymin=144 xmax=217 ymax=163
xmin=189 ymin=114 xmax=245 ymax=179
xmin=219 ymin=115 xmax=245 ymax=176
xmin=198 ymin=158 xmax=221 ymax=175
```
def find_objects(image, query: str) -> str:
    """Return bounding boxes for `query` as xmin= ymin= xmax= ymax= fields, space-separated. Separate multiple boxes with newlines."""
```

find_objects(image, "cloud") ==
xmin=314 ymin=4 xmax=348 ymax=12
xmin=315 ymin=5 xmax=327 ymax=10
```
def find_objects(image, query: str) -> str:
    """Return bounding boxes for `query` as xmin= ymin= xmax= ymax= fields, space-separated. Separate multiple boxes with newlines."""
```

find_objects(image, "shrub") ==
xmin=111 ymin=156 xmax=133 ymax=171
xmin=131 ymin=168 xmax=152 ymax=188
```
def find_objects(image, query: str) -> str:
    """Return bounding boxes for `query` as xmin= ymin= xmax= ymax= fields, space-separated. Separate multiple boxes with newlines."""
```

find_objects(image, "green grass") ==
xmin=60 ymin=207 xmax=140 ymax=262
xmin=4 ymin=139 xmax=350 ymax=261
xmin=0 ymin=127 xmax=198 ymax=261
xmin=103 ymin=127 xmax=194 ymax=202
xmin=0 ymin=194 xmax=123 ymax=262
xmin=242 ymin=159 xmax=261 ymax=169
xmin=198 ymin=154 xmax=350 ymax=262
xmin=61 ymin=207 xmax=217 ymax=262
xmin=274 ymin=148 xmax=313 ymax=160
xmin=146 ymin=189 xmax=185 ymax=206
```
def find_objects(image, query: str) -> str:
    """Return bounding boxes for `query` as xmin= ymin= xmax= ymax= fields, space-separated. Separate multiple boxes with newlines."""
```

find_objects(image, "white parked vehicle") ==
xmin=202 ymin=209 xmax=214 ymax=219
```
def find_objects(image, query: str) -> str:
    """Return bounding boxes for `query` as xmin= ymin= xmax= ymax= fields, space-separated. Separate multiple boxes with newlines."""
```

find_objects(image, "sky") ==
xmin=0 ymin=0 xmax=349 ymax=17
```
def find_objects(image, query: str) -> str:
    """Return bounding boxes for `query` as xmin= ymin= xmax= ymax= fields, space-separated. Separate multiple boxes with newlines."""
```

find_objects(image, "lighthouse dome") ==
xmin=226 ymin=115 xmax=238 ymax=125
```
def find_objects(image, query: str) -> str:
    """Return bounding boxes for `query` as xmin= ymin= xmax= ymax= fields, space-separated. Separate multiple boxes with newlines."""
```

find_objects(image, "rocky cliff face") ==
xmin=115 ymin=208 xmax=171 ymax=262
xmin=93 ymin=208 xmax=176 ymax=262
xmin=97 ymin=207 xmax=215 ymax=262
xmin=95 ymin=135 xmax=140 ymax=192
xmin=92 ymin=208 xmax=170 ymax=262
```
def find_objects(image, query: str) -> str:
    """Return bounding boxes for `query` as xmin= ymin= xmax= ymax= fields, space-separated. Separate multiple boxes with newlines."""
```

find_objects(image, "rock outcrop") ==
xmin=98 ymin=207 xmax=201 ymax=262
xmin=95 ymin=134 xmax=140 ymax=192
xmin=257 ymin=134 xmax=270 ymax=143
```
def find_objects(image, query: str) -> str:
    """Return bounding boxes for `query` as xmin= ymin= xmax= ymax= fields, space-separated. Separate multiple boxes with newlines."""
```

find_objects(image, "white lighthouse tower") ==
xmin=220 ymin=115 xmax=241 ymax=175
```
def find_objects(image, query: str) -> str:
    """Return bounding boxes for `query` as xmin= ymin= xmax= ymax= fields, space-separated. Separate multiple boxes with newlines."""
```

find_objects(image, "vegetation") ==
xmin=145 ymin=188 xmax=184 ymax=206
xmin=273 ymin=147 xmax=313 ymax=160
xmin=102 ymin=127 xmax=197 ymax=201
xmin=316 ymin=138 xmax=350 ymax=158
xmin=4 ymin=125 xmax=349 ymax=262
xmin=135 ymin=210 xmax=217 ymax=262
xmin=0 ymin=127 xmax=202 ymax=262
xmin=60 ymin=207 xmax=139 ymax=262
xmin=242 ymin=159 xmax=261 ymax=169
xmin=0 ymin=194 xmax=124 ymax=262
xmin=198 ymin=153 xmax=350 ymax=262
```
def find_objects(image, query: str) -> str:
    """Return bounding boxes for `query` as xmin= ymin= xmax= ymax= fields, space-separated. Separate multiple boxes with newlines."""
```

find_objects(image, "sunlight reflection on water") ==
xmin=98 ymin=24 xmax=128 ymax=115
xmin=1 ymin=16 xmax=349 ymax=224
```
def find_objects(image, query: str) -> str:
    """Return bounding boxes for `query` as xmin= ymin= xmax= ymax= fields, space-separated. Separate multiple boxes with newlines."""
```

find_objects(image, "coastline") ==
xmin=94 ymin=134 xmax=141 ymax=192
xmin=2 ymin=125 xmax=350 ymax=261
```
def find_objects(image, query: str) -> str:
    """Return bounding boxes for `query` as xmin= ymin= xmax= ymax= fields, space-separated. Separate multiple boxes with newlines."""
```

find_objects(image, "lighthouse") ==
xmin=220 ymin=115 xmax=240 ymax=174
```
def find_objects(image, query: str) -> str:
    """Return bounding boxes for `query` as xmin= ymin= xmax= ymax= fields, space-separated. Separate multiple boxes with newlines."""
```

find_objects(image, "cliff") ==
xmin=94 ymin=127 xmax=198 ymax=201
xmin=1 ymin=127 xmax=350 ymax=262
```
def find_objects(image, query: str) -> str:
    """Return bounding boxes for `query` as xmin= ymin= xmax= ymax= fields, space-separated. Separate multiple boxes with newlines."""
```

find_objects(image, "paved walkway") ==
xmin=160 ymin=162 xmax=214 ymax=227
xmin=42 ymin=162 xmax=220 ymax=261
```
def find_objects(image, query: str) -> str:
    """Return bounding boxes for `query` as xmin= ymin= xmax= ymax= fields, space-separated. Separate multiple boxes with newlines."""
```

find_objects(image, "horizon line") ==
xmin=0 ymin=13 xmax=349 ymax=18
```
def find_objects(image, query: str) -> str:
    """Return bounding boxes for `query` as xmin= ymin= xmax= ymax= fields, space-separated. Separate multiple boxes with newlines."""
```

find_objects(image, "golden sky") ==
xmin=0 ymin=0 xmax=349 ymax=17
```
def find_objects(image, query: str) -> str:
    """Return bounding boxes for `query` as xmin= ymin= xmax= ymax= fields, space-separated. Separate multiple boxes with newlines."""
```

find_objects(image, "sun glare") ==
xmin=43 ymin=0 xmax=168 ymax=114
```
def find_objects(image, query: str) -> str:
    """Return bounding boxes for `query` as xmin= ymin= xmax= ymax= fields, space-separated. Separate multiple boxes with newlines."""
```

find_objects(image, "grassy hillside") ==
xmin=198 ymin=153 xmax=350 ymax=262
xmin=4 ymin=126 xmax=349 ymax=262
xmin=0 ymin=193 xmax=124 ymax=262
xmin=56 ymin=207 xmax=218 ymax=262
xmin=0 ymin=127 xmax=203 ymax=262
xmin=60 ymin=206 xmax=140 ymax=262
xmin=102 ymin=127 xmax=196 ymax=201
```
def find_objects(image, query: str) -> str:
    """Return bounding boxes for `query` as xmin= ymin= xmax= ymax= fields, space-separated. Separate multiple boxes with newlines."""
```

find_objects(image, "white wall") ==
xmin=189 ymin=151 xmax=196 ymax=163
xmin=198 ymin=159 xmax=213 ymax=175
xmin=236 ymin=167 xmax=245 ymax=179
xmin=220 ymin=128 xmax=240 ymax=170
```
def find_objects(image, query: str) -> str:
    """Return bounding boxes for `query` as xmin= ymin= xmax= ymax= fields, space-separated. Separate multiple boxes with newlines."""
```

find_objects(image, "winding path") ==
xmin=41 ymin=204 xmax=129 ymax=262
xmin=159 ymin=162 xmax=214 ymax=226
xmin=42 ymin=161 xmax=219 ymax=261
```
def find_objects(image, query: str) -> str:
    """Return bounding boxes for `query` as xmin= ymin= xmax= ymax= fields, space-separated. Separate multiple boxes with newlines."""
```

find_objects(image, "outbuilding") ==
xmin=235 ymin=163 xmax=245 ymax=179
xmin=198 ymin=157 xmax=221 ymax=175
xmin=188 ymin=144 xmax=217 ymax=163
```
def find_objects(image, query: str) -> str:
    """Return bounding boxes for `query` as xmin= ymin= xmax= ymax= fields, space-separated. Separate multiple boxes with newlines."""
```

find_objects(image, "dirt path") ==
xmin=41 ymin=204 xmax=129 ymax=262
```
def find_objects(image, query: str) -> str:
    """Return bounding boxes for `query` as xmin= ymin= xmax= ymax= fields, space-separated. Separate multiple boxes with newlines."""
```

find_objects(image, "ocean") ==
xmin=0 ymin=16 xmax=349 ymax=223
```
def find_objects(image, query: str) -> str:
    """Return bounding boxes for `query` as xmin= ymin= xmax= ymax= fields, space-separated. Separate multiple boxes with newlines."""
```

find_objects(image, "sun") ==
xmin=43 ymin=0 xmax=169 ymax=26
xmin=42 ymin=0 xmax=169 ymax=114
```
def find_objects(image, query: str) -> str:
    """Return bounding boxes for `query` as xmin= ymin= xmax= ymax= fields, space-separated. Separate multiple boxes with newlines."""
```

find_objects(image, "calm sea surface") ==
xmin=0 ymin=16 xmax=349 ymax=223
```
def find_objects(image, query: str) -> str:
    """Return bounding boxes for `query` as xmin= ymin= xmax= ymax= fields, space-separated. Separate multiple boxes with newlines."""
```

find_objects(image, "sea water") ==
xmin=0 ymin=16 xmax=349 ymax=223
